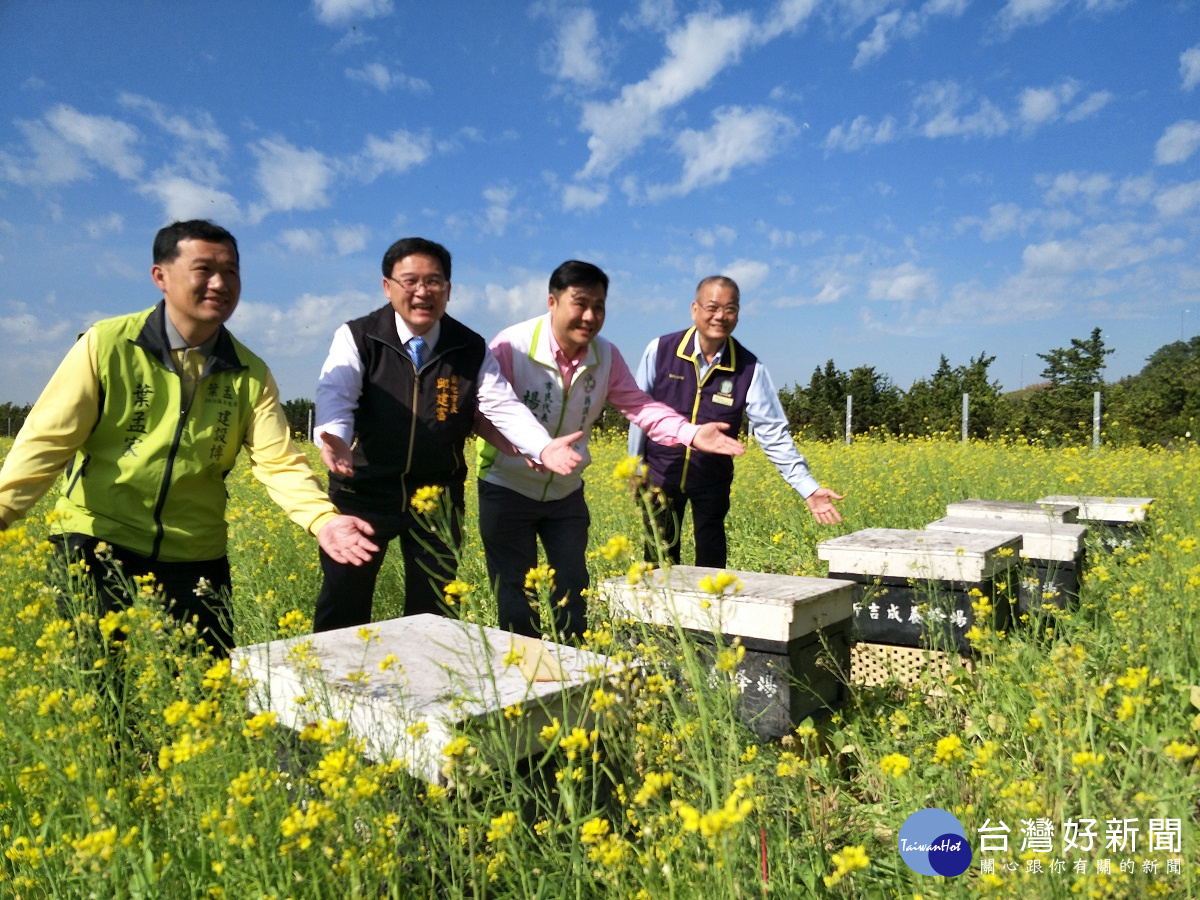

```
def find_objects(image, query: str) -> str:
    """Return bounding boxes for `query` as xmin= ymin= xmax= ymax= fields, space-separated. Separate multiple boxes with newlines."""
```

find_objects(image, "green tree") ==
xmin=1107 ymin=335 xmax=1200 ymax=445
xmin=0 ymin=401 xmax=32 ymax=437
xmin=1025 ymin=328 xmax=1113 ymax=444
xmin=281 ymin=397 xmax=315 ymax=441
xmin=846 ymin=365 xmax=903 ymax=436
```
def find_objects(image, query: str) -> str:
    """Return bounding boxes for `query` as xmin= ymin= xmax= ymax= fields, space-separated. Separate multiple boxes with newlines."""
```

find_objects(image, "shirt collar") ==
xmin=164 ymin=313 xmax=220 ymax=355
xmin=690 ymin=330 xmax=725 ymax=364
xmin=548 ymin=324 xmax=586 ymax=368
xmin=394 ymin=313 xmax=441 ymax=350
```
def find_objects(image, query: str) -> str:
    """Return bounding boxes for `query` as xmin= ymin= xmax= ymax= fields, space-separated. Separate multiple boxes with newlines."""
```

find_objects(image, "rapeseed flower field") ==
xmin=1 ymin=432 xmax=1198 ymax=898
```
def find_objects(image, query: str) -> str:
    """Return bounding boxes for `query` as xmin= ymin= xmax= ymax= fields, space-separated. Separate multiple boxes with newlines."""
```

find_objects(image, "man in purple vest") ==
xmin=629 ymin=275 xmax=844 ymax=567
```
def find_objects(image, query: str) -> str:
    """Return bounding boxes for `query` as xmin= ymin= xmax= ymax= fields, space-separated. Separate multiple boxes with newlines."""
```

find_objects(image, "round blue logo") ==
xmin=897 ymin=808 xmax=972 ymax=877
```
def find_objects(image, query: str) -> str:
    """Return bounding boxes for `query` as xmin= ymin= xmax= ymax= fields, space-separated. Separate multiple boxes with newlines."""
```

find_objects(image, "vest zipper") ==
xmin=63 ymin=454 xmax=91 ymax=498
xmin=404 ymin=356 xmax=419 ymax=474
xmin=679 ymin=355 xmax=707 ymax=491
xmin=149 ymin=386 xmax=191 ymax=562
xmin=538 ymin=368 xmax=574 ymax=502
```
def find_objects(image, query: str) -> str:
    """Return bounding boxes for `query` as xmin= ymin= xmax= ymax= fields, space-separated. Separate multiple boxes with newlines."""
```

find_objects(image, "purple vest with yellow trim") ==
xmin=644 ymin=328 xmax=756 ymax=491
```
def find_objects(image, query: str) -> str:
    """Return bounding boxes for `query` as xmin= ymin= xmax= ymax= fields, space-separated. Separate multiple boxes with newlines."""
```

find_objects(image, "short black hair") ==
xmin=153 ymin=220 xmax=239 ymax=265
xmin=548 ymin=260 xmax=608 ymax=297
xmin=695 ymin=275 xmax=740 ymax=304
xmin=382 ymin=237 xmax=452 ymax=281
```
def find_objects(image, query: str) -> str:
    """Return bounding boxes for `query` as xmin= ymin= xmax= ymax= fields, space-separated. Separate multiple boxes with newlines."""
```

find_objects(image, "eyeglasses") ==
xmin=698 ymin=304 xmax=739 ymax=319
xmin=388 ymin=275 xmax=448 ymax=293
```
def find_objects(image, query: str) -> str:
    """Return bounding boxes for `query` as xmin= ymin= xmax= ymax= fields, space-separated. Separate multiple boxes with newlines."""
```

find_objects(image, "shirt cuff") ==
xmin=308 ymin=510 xmax=340 ymax=537
xmin=314 ymin=422 xmax=353 ymax=449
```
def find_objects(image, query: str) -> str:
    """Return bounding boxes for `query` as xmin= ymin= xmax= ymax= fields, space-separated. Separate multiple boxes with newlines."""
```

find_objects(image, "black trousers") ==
xmin=643 ymin=480 xmax=733 ymax=568
xmin=51 ymin=533 xmax=234 ymax=655
xmin=477 ymin=479 xmax=590 ymax=640
xmin=313 ymin=480 xmax=465 ymax=633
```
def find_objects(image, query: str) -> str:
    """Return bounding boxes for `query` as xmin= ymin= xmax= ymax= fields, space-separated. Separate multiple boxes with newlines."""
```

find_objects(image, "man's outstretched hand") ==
xmin=691 ymin=421 xmax=745 ymax=456
xmin=538 ymin=430 xmax=584 ymax=476
xmin=317 ymin=515 xmax=379 ymax=565
xmin=318 ymin=431 xmax=355 ymax=476
xmin=805 ymin=487 xmax=845 ymax=525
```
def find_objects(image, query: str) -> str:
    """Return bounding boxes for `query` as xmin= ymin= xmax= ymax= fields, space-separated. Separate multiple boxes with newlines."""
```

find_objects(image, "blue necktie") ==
xmin=408 ymin=335 xmax=427 ymax=369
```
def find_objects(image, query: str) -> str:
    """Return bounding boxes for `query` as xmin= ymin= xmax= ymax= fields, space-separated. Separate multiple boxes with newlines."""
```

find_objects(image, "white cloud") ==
xmin=84 ymin=213 xmax=125 ymax=237
xmin=1 ymin=120 xmax=89 ymax=186
xmin=312 ymin=0 xmax=393 ymax=26
xmin=2 ymin=106 xmax=143 ymax=186
xmin=278 ymin=229 xmax=324 ymax=257
xmin=562 ymin=182 xmax=610 ymax=212
xmin=851 ymin=0 xmax=966 ymax=69
xmin=1155 ymin=180 xmax=1200 ymax=218
xmin=548 ymin=8 xmax=606 ymax=87
xmin=868 ymin=262 xmax=938 ymax=302
xmin=45 ymin=105 xmax=143 ymax=180
xmin=1040 ymin=171 xmax=1113 ymax=205
xmin=117 ymin=93 xmax=228 ymax=152
xmin=577 ymin=0 xmax=814 ymax=179
xmin=1018 ymin=82 xmax=1111 ymax=130
xmin=695 ymin=226 xmax=737 ymax=248
xmin=234 ymin=290 xmax=379 ymax=357
xmin=1018 ymin=81 xmax=1078 ymax=128
xmin=482 ymin=184 xmax=517 ymax=236
xmin=345 ymin=63 xmax=430 ymax=93
xmin=647 ymin=106 xmax=795 ymax=199
xmin=956 ymin=202 xmax=1037 ymax=241
xmin=94 ymin=253 xmax=142 ymax=282
xmin=332 ymin=223 xmax=370 ymax=255
xmin=484 ymin=275 xmax=547 ymax=318
xmin=1022 ymin=224 xmax=1183 ymax=273
xmin=579 ymin=11 xmax=756 ymax=178
xmin=1155 ymin=120 xmax=1200 ymax=165
xmin=277 ymin=224 xmax=370 ymax=257
xmin=761 ymin=0 xmax=818 ymax=39
xmin=1182 ymin=45 xmax=1200 ymax=91
xmin=923 ymin=0 xmax=969 ymax=14
xmin=996 ymin=0 xmax=1069 ymax=34
xmin=721 ymin=258 xmax=770 ymax=292
xmin=351 ymin=130 xmax=433 ymax=181
xmin=0 ymin=302 xmax=76 ymax=346
xmin=773 ymin=274 xmax=850 ymax=308
xmin=854 ymin=10 xmax=904 ymax=69
xmin=251 ymin=138 xmax=335 ymax=214
xmin=913 ymin=82 xmax=1009 ymax=139
xmin=1116 ymin=174 xmax=1156 ymax=206
xmin=763 ymin=227 xmax=821 ymax=248
xmin=622 ymin=0 xmax=677 ymax=32
xmin=138 ymin=174 xmax=242 ymax=222
xmin=1065 ymin=90 xmax=1111 ymax=122
xmin=824 ymin=114 xmax=897 ymax=152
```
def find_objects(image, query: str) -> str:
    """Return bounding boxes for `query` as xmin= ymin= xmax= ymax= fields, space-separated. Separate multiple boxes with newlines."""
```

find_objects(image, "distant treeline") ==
xmin=3 ymin=330 xmax=1197 ymax=448
xmin=771 ymin=329 xmax=1200 ymax=447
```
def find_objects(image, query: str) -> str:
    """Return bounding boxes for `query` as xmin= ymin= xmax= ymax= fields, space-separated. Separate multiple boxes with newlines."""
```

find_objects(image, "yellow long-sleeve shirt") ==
xmin=0 ymin=325 xmax=339 ymax=543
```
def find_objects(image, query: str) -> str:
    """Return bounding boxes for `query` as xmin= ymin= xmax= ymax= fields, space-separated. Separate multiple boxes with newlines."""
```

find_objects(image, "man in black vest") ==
xmin=312 ymin=237 xmax=581 ymax=631
xmin=629 ymin=275 xmax=843 ymax=568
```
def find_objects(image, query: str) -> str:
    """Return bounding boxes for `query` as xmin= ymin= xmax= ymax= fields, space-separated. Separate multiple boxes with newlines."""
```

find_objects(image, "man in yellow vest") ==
xmin=0 ymin=220 xmax=378 ymax=654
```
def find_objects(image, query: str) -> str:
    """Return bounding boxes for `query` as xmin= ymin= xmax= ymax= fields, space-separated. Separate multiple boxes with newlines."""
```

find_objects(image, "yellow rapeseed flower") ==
xmin=880 ymin=752 xmax=911 ymax=778
xmin=524 ymin=564 xmax=555 ymax=592
xmin=410 ymin=485 xmax=444 ymax=515
xmin=487 ymin=811 xmax=518 ymax=843
xmin=933 ymin=734 xmax=966 ymax=764
xmin=823 ymin=844 xmax=870 ymax=888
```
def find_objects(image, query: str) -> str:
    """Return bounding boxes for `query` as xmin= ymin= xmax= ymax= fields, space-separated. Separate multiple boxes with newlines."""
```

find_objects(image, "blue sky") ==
xmin=1 ymin=0 xmax=1198 ymax=405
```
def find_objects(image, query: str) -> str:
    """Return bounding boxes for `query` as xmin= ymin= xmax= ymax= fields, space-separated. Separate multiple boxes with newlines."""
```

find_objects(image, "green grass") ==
xmin=1 ymin=434 xmax=1197 ymax=898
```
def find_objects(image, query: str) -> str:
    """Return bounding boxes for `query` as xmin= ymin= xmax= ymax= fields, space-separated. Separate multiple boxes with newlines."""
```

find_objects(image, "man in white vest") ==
xmin=476 ymin=260 xmax=745 ymax=639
